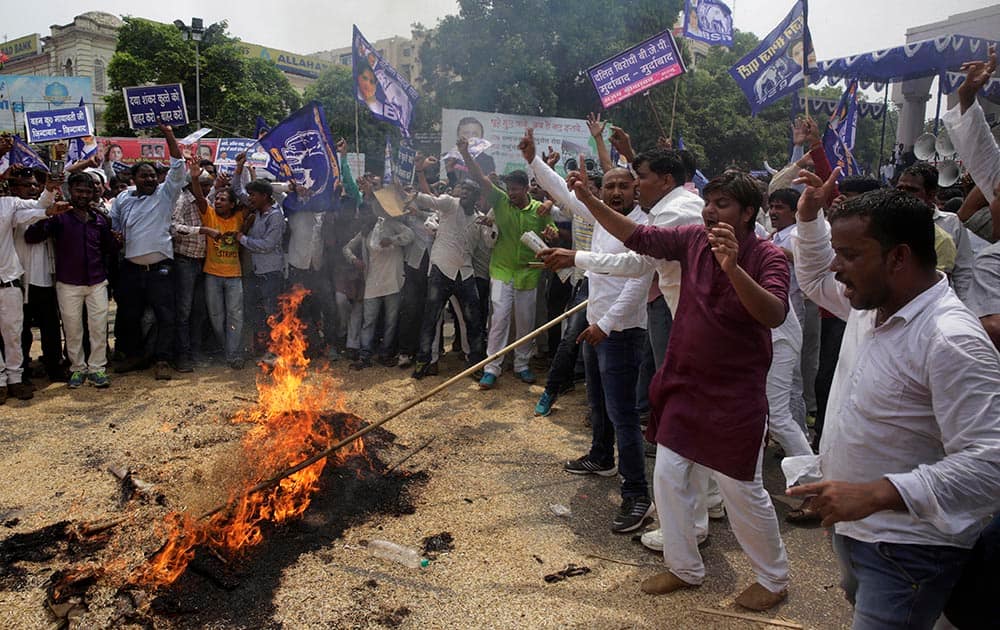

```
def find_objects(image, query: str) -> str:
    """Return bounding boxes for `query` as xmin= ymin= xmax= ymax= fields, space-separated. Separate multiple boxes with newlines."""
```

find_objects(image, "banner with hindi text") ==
xmin=587 ymin=30 xmax=686 ymax=109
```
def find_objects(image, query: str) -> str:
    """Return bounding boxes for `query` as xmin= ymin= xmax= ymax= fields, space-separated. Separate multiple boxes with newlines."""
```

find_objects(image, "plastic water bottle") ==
xmin=368 ymin=540 xmax=429 ymax=568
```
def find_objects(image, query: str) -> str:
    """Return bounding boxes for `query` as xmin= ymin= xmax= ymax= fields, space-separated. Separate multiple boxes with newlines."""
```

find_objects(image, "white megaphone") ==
xmin=935 ymin=134 xmax=956 ymax=159
xmin=913 ymin=133 xmax=937 ymax=161
xmin=938 ymin=160 xmax=961 ymax=188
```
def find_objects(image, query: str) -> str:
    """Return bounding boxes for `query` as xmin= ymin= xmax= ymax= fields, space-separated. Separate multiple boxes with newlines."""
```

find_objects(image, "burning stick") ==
xmin=198 ymin=299 xmax=590 ymax=521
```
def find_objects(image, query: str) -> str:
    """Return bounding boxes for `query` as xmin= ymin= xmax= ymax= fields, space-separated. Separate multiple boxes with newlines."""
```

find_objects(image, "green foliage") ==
xmin=104 ymin=17 xmax=300 ymax=136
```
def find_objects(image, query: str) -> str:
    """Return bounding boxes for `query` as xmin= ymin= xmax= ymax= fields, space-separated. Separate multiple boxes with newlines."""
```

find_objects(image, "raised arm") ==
xmin=608 ymin=126 xmax=635 ymax=165
xmin=943 ymin=45 xmax=999 ymax=204
xmin=458 ymin=136 xmax=492 ymax=193
xmin=187 ymin=158 xmax=208 ymax=214
xmin=520 ymin=128 xmax=591 ymax=221
xmin=587 ymin=113 xmax=613 ymax=172
xmin=791 ymin=168 xmax=852 ymax=320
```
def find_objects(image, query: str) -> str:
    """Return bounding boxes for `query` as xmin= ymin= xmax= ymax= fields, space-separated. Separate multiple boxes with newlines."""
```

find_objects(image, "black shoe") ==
xmin=114 ymin=356 xmax=147 ymax=374
xmin=611 ymin=496 xmax=654 ymax=533
xmin=563 ymin=455 xmax=617 ymax=477
xmin=8 ymin=382 xmax=34 ymax=400
xmin=426 ymin=362 xmax=439 ymax=376
xmin=411 ymin=361 xmax=430 ymax=379
xmin=377 ymin=355 xmax=397 ymax=368
xmin=350 ymin=359 xmax=373 ymax=371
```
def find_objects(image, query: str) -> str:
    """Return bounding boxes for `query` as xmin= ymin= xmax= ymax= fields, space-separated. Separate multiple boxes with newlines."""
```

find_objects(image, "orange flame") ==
xmin=132 ymin=285 xmax=365 ymax=587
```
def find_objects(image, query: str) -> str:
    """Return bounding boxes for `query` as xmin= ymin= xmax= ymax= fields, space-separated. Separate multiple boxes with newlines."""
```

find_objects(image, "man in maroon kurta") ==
xmin=557 ymin=169 xmax=791 ymax=611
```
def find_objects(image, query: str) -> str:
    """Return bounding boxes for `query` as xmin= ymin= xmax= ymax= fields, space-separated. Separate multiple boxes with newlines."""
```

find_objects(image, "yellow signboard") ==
xmin=1 ymin=34 xmax=41 ymax=63
xmin=238 ymin=42 xmax=330 ymax=79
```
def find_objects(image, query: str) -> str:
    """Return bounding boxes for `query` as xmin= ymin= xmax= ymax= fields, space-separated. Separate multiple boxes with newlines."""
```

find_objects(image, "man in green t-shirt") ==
xmin=458 ymin=137 xmax=555 ymax=389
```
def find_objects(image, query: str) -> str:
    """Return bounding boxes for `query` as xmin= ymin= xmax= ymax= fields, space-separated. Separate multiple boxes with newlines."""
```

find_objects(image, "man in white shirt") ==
xmin=0 ymin=138 xmax=61 ymax=403
xmin=790 ymin=170 xmax=1000 ymax=629
xmin=524 ymin=130 xmax=654 ymax=533
xmin=409 ymin=155 xmax=486 ymax=379
xmin=343 ymin=196 xmax=413 ymax=370
xmin=541 ymin=147 xmax=725 ymax=547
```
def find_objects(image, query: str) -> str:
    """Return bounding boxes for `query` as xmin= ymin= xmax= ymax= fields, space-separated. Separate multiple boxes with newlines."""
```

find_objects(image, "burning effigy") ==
xmin=1 ymin=287 xmax=426 ymax=627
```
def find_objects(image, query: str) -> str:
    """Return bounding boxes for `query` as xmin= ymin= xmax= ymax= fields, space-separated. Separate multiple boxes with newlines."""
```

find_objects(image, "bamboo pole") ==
xmin=668 ymin=78 xmax=680 ymax=140
xmin=199 ymin=298 xmax=590 ymax=520
xmin=695 ymin=607 xmax=803 ymax=629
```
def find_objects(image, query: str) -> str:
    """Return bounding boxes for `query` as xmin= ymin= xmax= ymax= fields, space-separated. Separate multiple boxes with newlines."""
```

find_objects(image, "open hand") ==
xmin=793 ymin=167 xmax=841 ymax=222
xmin=586 ymin=112 xmax=606 ymax=139
xmin=958 ymin=43 xmax=997 ymax=111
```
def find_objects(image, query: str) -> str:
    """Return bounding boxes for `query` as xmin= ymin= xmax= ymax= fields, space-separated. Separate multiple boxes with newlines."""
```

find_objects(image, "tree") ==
xmin=103 ymin=18 xmax=301 ymax=136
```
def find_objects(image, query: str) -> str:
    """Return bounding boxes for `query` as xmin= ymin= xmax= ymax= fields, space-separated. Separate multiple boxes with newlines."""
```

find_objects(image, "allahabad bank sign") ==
xmin=1 ymin=34 xmax=41 ymax=63
xmin=239 ymin=42 xmax=330 ymax=79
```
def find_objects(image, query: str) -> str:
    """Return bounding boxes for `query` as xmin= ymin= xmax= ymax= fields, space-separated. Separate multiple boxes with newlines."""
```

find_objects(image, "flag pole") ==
xmin=876 ymin=82 xmax=890 ymax=177
xmin=354 ymin=98 xmax=360 ymax=160
xmin=645 ymin=92 xmax=668 ymax=140
xmin=669 ymin=78 xmax=681 ymax=140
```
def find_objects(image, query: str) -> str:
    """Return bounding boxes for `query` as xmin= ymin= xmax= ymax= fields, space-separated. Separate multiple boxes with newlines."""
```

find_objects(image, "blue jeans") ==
xmin=583 ymin=327 xmax=648 ymax=499
xmin=832 ymin=534 xmax=970 ymax=630
xmin=543 ymin=278 xmax=589 ymax=396
xmin=360 ymin=292 xmax=401 ymax=360
xmin=204 ymin=274 xmax=243 ymax=362
xmin=173 ymin=254 xmax=207 ymax=360
xmin=417 ymin=266 xmax=484 ymax=365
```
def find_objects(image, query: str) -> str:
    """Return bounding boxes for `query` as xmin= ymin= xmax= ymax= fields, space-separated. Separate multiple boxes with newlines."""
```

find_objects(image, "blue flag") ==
xmin=1 ymin=135 xmax=49 ymax=173
xmin=728 ymin=0 xmax=814 ymax=115
xmin=683 ymin=0 xmax=734 ymax=48
xmin=66 ymin=98 xmax=98 ymax=166
xmin=353 ymin=25 xmax=419 ymax=137
xmin=255 ymin=115 xmax=270 ymax=139
xmin=257 ymin=101 xmax=341 ymax=213
xmin=822 ymin=81 xmax=861 ymax=181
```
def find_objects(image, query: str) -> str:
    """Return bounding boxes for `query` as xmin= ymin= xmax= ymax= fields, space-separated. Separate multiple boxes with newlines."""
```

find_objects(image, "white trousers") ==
xmin=0 ymin=285 xmax=23 ymax=385
xmin=57 ymin=281 xmax=109 ymax=373
xmin=654 ymin=443 xmax=789 ymax=592
xmin=484 ymin=278 xmax=536 ymax=376
xmin=768 ymin=338 xmax=813 ymax=457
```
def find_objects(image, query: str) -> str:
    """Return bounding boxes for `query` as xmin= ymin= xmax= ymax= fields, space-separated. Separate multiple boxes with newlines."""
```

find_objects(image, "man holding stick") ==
xmin=523 ymin=127 xmax=654 ymax=532
xmin=547 ymin=169 xmax=792 ymax=610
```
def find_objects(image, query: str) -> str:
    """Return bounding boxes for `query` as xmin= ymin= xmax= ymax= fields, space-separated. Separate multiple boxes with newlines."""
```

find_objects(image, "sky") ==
xmin=1 ymin=1 xmax=991 ymax=59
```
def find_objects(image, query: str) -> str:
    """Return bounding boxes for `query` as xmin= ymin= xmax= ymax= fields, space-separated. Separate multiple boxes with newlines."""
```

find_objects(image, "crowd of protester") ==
xmin=2 ymin=47 xmax=999 ymax=630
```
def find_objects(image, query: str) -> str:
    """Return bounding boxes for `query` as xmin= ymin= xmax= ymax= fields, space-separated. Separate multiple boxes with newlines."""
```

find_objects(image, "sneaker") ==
xmin=87 ymin=370 xmax=110 ymax=389
xmin=154 ymin=361 xmax=173 ymax=381
xmin=708 ymin=502 xmax=726 ymax=520
xmin=350 ymin=358 xmax=373 ymax=371
xmin=478 ymin=372 xmax=497 ymax=389
xmin=411 ymin=361 xmax=430 ymax=379
xmin=397 ymin=354 xmax=412 ymax=369
xmin=534 ymin=391 xmax=556 ymax=416
xmin=68 ymin=371 xmax=86 ymax=389
xmin=612 ymin=496 xmax=654 ymax=533
xmin=8 ymin=382 xmax=33 ymax=400
xmin=640 ymin=528 xmax=708 ymax=552
xmin=515 ymin=369 xmax=536 ymax=384
xmin=563 ymin=455 xmax=617 ymax=477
